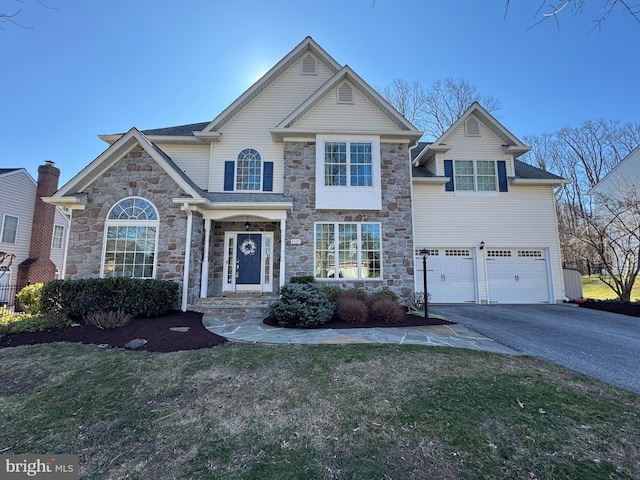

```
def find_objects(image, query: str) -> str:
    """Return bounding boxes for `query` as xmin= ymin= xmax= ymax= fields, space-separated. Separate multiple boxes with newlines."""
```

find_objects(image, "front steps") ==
xmin=191 ymin=293 xmax=279 ymax=316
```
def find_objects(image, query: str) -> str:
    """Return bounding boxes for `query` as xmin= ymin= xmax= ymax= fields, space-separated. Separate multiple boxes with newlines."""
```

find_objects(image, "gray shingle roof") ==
xmin=514 ymin=160 xmax=565 ymax=181
xmin=411 ymin=142 xmax=431 ymax=161
xmin=412 ymin=166 xmax=437 ymax=177
xmin=141 ymin=122 xmax=210 ymax=136
xmin=0 ymin=168 xmax=21 ymax=175
xmin=202 ymin=192 xmax=294 ymax=203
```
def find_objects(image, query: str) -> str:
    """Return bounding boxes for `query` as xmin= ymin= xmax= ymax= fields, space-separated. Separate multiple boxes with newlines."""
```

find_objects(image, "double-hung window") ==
xmin=315 ymin=222 xmax=381 ymax=280
xmin=1 ymin=215 xmax=18 ymax=244
xmin=102 ymin=197 xmax=158 ymax=279
xmin=52 ymin=225 xmax=65 ymax=249
xmin=316 ymin=135 xmax=381 ymax=210
xmin=445 ymin=160 xmax=508 ymax=193
xmin=324 ymin=142 xmax=372 ymax=187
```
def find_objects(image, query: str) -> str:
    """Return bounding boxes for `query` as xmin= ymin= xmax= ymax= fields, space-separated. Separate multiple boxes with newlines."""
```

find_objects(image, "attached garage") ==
xmin=485 ymin=249 xmax=551 ymax=303
xmin=415 ymin=248 xmax=476 ymax=303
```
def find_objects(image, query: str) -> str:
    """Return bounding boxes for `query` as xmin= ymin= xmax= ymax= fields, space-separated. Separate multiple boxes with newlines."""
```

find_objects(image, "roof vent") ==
xmin=337 ymin=82 xmax=354 ymax=104
xmin=465 ymin=118 xmax=480 ymax=136
xmin=301 ymin=54 xmax=317 ymax=75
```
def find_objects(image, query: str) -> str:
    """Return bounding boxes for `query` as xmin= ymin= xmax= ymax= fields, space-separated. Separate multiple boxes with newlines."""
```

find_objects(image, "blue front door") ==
xmin=236 ymin=234 xmax=262 ymax=285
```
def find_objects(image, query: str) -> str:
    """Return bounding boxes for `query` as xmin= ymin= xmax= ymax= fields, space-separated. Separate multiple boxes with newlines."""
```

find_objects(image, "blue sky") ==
xmin=2 ymin=0 xmax=638 ymax=185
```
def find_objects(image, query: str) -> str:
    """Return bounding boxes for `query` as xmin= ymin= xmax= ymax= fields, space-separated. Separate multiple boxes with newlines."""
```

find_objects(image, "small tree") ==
xmin=581 ymin=185 xmax=640 ymax=302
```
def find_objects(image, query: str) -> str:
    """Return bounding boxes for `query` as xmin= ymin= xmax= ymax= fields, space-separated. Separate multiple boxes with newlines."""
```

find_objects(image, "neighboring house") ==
xmin=45 ymin=37 xmax=567 ymax=310
xmin=412 ymin=103 xmax=569 ymax=304
xmin=0 ymin=162 xmax=70 ymax=303
xmin=587 ymin=144 xmax=640 ymax=276
xmin=588 ymin=144 xmax=640 ymax=198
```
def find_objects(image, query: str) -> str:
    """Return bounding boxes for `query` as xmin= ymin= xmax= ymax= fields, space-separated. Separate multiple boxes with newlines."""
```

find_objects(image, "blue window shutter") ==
xmin=497 ymin=161 xmax=508 ymax=192
xmin=263 ymin=162 xmax=273 ymax=192
xmin=444 ymin=160 xmax=454 ymax=191
xmin=224 ymin=161 xmax=234 ymax=191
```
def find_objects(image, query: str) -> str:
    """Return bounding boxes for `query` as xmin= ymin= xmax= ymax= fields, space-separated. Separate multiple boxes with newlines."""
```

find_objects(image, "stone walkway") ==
xmin=202 ymin=314 xmax=519 ymax=355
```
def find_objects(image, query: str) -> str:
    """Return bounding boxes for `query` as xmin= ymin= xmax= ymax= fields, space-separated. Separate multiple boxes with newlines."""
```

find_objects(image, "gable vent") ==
xmin=301 ymin=54 xmax=317 ymax=75
xmin=465 ymin=118 xmax=480 ymax=136
xmin=337 ymin=82 xmax=354 ymax=104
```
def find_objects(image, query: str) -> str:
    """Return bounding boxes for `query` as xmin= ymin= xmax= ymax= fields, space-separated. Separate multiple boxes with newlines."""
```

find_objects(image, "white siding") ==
xmin=292 ymin=86 xmax=399 ymax=132
xmin=590 ymin=146 xmax=640 ymax=198
xmin=209 ymin=58 xmax=334 ymax=192
xmin=0 ymin=170 xmax=36 ymax=274
xmin=431 ymin=117 xmax=515 ymax=177
xmin=412 ymin=183 xmax=564 ymax=303
xmin=155 ymin=144 xmax=210 ymax=190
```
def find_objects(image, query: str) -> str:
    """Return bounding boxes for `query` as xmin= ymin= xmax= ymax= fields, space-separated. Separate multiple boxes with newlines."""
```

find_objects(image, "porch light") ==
xmin=480 ymin=241 xmax=485 ymax=250
xmin=245 ymin=221 xmax=250 ymax=231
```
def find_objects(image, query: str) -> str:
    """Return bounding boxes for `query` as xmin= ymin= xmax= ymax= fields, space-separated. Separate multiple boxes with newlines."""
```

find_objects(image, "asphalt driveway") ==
xmin=429 ymin=303 xmax=640 ymax=394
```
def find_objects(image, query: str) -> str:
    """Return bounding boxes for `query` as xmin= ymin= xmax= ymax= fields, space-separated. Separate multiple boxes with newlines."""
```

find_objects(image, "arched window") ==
xmin=103 ymin=197 xmax=159 ymax=278
xmin=236 ymin=148 xmax=262 ymax=191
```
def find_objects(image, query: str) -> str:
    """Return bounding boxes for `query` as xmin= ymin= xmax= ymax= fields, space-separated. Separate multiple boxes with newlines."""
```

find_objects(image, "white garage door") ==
xmin=415 ymin=248 xmax=476 ymax=303
xmin=486 ymin=249 xmax=550 ymax=303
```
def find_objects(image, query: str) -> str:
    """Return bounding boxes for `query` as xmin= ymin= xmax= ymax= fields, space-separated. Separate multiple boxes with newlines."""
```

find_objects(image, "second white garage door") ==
xmin=486 ymin=249 xmax=550 ymax=303
xmin=415 ymin=248 xmax=476 ymax=303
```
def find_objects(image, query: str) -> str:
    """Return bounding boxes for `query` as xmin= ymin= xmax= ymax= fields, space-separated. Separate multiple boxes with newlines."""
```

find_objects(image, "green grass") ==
xmin=581 ymin=275 xmax=640 ymax=301
xmin=1 ymin=343 xmax=639 ymax=479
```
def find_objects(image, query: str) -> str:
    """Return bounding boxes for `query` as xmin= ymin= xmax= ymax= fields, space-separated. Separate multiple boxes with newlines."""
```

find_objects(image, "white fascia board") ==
xmin=42 ymin=194 xmax=87 ymax=210
xmin=511 ymin=178 xmax=571 ymax=186
xmin=413 ymin=145 xmax=451 ymax=166
xmin=412 ymin=177 xmax=450 ymax=185
xmin=502 ymin=145 xmax=532 ymax=157
xmin=271 ymin=128 xmax=421 ymax=143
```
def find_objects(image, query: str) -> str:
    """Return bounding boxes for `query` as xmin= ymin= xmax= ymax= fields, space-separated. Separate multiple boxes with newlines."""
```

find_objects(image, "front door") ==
xmin=236 ymin=234 xmax=262 ymax=287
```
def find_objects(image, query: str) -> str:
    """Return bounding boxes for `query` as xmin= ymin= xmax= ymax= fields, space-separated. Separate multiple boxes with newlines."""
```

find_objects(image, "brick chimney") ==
xmin=17 ymin=161 xmax=60 ymax=287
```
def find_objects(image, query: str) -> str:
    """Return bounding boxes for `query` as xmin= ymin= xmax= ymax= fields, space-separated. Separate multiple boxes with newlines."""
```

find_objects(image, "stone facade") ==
xmin=66 ymin=146 xmax=199 ymax=304
xmin=283 ymin=141 xmax=415 ymax=298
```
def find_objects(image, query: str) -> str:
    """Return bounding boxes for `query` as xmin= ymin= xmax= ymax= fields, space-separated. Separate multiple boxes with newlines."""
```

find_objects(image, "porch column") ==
xmin=280 ymin=218 xmax=286 ymax=287
xmin=200 ymin=218 xmax=211 ymax=298
xmin=181 ymin=204 xmax=193 ymax=312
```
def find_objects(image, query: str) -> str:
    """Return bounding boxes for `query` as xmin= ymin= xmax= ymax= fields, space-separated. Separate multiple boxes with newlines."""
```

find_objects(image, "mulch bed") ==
xmin=264 ymin=309 xmax=454 ymax=329
xmin=577 ymin=300 xmax=640 ymax=317
xmin=0 ymin=311 xmax=227 ymax=353
xmin=1 ymin=308 xmax=455 ymax=353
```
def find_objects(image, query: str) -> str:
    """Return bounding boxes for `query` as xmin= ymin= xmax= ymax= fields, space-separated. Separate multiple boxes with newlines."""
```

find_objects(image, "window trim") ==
xmin=235 ymin=148 xmax=263 ymax=192
xmin=101 ymin=197 xmax=159 ymax=279
xmin=0 ymin=214 xmax=19 ymax=244
xmin=52 ymin=225 xmax=65 ymax=249
xmin=445 ymin=159 xmax=508 ymax=195
xmin=314 ymin=222 xmax=382 ymax=281
xmin=315 ymin=135 xmax=382 ymax=210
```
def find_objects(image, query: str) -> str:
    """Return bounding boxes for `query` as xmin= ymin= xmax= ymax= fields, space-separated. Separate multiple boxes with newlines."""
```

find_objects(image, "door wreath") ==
xmin=240 ymin=238 xmax=257 ymax=256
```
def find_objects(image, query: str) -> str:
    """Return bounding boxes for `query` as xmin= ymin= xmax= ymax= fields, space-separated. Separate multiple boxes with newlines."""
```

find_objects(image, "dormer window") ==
xmin=465 ymin=118 xmax=480 ymax=136
xmin=337 ymin=82 xmax=354 ymax=104
xmin=301 ymin=54 xmax=317 ymax=75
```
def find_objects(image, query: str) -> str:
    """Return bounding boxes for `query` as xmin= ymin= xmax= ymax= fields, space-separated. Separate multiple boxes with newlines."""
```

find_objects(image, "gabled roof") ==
xmin=588 ymin=143 xmax=640 ymax=196
xmin=0 ymin=168 xmax=21 ymax=175
xmin=270 ymin=65 xmax=421 ymax=141
xmin=0 ymin=168 xmax=37 ymax=185
xmin=413 ymin=102 xmax=530 ymax=166
xmin=203 ymin=36 xmax=342 ymax=134
xmin=48 ymin=128 xmax=204 ymax=208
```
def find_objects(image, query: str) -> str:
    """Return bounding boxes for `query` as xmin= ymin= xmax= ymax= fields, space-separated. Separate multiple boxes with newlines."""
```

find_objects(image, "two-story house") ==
xmin=0 ymin=162 xmax=70 ymax=304
xmin=45 ymin=37 xmax=567 ymax=310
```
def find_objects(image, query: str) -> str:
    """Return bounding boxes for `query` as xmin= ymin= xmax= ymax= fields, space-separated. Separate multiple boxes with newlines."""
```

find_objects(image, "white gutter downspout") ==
xmin=280 ymin=218 xmax=286 ymax=287
xmin=181 ymin=204 xmax=193 ymax=312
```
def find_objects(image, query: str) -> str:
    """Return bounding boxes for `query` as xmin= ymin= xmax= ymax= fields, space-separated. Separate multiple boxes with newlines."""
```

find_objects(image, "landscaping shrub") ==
xmin=322 ymin=286 xmax=344 ymax=303
xmin=0 ymin=311 xmax=71 ymax=338
xmin=17 ymin=283 xmax=44 ymax=314
xmin=289 ymin=275 xmax=316 ymax=284
xmin=336 ymin=293 xmax=368 ymax=324
xmin=372 ymin=288 xmax=399 ymax=303
xmin=40 ymin=278 xmax=179 ymax=321
xmin=84 ymin=309 xmax=134 ymax=329
xmin=348 ymin=287 xmax=367 ymax=301
xmin=368 ymin=296 xmax=405 ymax=324
xmin=269 ymin=283 xmax=334 ymax=328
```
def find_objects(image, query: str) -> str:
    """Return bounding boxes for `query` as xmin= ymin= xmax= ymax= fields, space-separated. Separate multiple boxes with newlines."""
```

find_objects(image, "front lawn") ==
xmin=582 ymin=275 xmax=640 ymax=301
xmin=1 ymin=343 xmax=638 ymax=479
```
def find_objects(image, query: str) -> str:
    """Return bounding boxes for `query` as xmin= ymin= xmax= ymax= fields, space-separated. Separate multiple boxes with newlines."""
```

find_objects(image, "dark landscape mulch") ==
xmin=264 ymin=309 xmax=454 ymax=329
xmin=578 ymin=300 xmax=640 ymax=317
xmin=0 ymin=311 xmax=227 ymax=353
